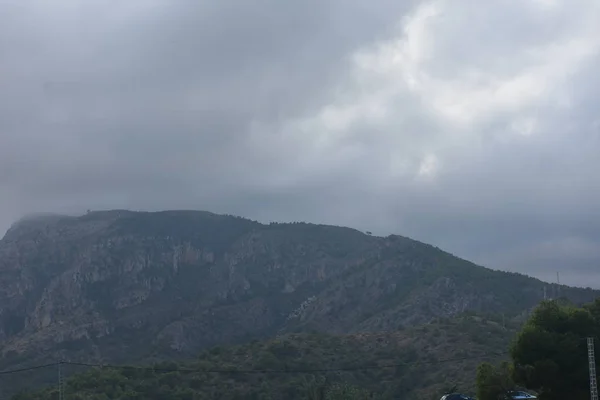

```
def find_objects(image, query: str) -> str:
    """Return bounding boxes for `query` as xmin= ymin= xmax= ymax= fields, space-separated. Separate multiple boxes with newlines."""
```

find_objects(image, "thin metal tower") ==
xmin=588 ymin=337 xmax=598 ymax=400
xmin=58 ymin=360 xmax=64 ymax=400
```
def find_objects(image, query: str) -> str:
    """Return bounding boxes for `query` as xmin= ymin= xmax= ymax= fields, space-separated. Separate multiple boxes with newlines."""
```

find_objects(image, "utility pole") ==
xmin=58 ymin=360 xmax=64 ymax=400
xmin=588 ymin=337 xmax=598 ymax=400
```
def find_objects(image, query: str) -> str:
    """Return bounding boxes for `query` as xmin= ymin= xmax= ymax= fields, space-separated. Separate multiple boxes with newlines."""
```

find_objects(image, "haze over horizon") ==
xmin=2 ymin=0 xmax=600 ymax=288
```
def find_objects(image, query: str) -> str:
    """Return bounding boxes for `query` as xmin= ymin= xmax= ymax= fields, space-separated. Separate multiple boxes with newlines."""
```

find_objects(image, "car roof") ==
xmin=442 ymin=394 xmax=472 ymax=400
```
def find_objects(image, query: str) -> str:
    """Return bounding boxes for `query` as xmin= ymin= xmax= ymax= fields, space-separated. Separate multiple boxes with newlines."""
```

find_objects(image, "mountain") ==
xmin=0 ymin=210 xmax=597 ymax=396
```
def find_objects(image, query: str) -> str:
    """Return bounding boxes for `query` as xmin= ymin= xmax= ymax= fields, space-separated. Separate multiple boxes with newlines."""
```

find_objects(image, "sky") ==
xmin=1 ymin=0 xmax=600 ymax=288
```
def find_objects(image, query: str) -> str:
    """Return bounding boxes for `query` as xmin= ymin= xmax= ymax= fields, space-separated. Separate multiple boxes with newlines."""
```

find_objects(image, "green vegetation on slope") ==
xmin=476 ymin=361 xmax=516 ymax=400
xmin=12 ymin=314 xmax=516 ymax=400
xmin=475 ymin=298 xmax=600 ymax=400
xmin=511 ymin=299 xmax=600 ymax=399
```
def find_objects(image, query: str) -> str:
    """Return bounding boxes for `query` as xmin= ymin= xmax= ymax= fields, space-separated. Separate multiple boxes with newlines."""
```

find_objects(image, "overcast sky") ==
xmin=1 ymin=0 xmax=600 ymax=288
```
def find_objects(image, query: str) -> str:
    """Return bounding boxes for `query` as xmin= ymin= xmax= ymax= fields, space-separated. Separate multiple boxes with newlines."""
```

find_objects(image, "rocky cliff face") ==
xmin=0 ymin=210 xmax=596 ymax=368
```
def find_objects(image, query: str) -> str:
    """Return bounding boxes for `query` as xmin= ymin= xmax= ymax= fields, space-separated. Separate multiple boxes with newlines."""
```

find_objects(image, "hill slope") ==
xmin=0 ymin=210 xmax=596 ymax=380
xmin=12 ymin=315 xmax=517 ymax=400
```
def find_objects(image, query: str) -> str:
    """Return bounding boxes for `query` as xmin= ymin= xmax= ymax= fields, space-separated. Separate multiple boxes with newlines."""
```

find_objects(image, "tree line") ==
xmin=476 ymin=298 xmax=600 ymax=400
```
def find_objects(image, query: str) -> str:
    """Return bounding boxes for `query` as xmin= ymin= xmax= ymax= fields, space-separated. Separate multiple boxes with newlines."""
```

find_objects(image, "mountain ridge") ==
xmin=2 ymin=209 xmax=585 ymax=288
xmin=0 ymin=210 xmax=596 ymax=397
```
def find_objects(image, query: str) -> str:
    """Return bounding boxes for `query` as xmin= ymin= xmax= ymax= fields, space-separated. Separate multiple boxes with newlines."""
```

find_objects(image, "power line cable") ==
xmin=0 ymin=362 xmax=59 ymax=375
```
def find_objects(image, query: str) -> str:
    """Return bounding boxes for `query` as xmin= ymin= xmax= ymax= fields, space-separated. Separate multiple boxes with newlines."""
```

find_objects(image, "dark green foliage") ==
xmin=510 ymin=299 xmax=600 ymax=400
xmin=476 ymin=362 xmax=515 ymax=400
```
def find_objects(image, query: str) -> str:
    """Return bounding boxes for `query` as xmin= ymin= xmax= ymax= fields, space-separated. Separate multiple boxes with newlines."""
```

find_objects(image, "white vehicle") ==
xmin=507 ymin=390 xmax=537 ymax=399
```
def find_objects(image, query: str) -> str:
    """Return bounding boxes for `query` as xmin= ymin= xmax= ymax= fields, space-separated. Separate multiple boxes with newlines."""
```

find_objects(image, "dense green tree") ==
xmin=302 ymin=377 xmax=375 ymax=400
xmin=475 ymin=361 xmax=515 ymax=400
xmin=303 ymin=375 xmax=328 ymax=400
xmin=510 ymin=299 xmax=600 ymax=400
xmin=325 ymin=382 xmax=374 ymax=399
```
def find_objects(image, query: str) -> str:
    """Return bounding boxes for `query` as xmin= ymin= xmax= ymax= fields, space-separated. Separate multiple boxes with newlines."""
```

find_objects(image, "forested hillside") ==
xmin=12 ymin=315 xmax=516 ymax=399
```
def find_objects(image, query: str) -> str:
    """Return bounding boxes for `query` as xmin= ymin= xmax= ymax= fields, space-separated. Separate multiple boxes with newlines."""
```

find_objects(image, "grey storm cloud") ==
xmin=1 ymin=0 xmax=600 ymax=288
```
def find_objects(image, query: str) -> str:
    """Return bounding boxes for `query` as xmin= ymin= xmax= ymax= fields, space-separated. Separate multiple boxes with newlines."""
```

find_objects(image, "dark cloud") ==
xmin=1 ymin=0 xmax=599 ymax=288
